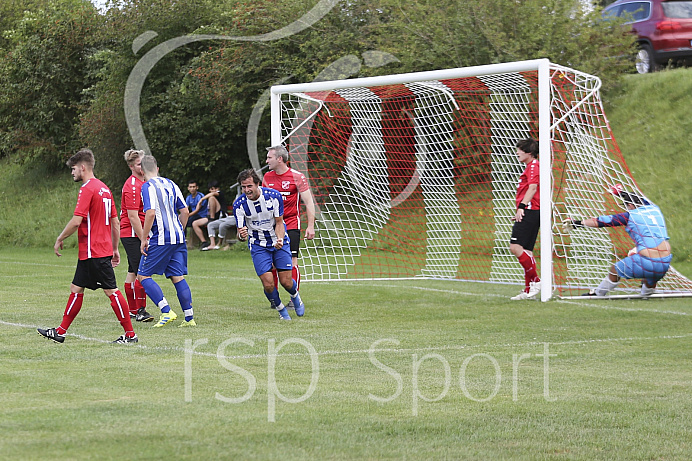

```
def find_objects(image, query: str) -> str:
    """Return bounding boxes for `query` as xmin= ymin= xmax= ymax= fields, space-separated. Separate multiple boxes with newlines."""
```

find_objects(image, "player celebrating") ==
xmin=38 ymin=149 xmax=137 ymax=344
xmin=509 ymin=138 xmax=541 ymax=300
xmin=262 ymin=145 xmax=315 ymax=307
xmin=234 ymin=168 xmax=305 ymax=320
xmin=563 ymin=185 xmax=672 ymax=297
xmin=137 ymin=155 xmax=196 ymax=327
xmin=119 ymin=149 xmax=153 ymax=322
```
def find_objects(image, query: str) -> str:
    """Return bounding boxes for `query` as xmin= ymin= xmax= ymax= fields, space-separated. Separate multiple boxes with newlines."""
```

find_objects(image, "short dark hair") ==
xmin=208 ymin=180 xmax=220 ymax=189
xmin=619 ymin=190 xmax=646 ymax=207
xmin=67 ymin=149 xmax=95 ymax=169
xmin=188 ymin=180 xmax=198 ymax=187
xmin=516 ymin=138 xmax=539 ymax=158
xmin=237 ymin=168 xmax=260 ymax=185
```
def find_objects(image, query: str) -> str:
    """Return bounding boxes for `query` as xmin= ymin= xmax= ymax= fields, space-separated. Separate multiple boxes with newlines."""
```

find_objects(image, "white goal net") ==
xmin=270 ymin=59 xmax=692 ymax=300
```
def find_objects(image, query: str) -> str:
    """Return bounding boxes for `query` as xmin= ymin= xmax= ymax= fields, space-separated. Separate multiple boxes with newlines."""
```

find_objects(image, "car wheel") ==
xmin=635 ymin=44 xmax=658 ymax=74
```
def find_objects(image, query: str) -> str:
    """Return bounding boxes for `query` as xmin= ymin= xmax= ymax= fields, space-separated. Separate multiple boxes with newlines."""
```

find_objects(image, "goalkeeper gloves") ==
xmin=561 ymin=218 xmax=583 ymax=233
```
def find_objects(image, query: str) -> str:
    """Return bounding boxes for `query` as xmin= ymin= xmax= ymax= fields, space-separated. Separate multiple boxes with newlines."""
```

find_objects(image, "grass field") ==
xmin=1 ymin=247 xmax=691 ymax=460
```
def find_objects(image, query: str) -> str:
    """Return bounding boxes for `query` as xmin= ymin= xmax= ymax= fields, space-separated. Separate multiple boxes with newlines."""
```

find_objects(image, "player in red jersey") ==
xmin=119 ymin=149 xmax=153 ymax=322
xmin=262 ymin=145 xmax=315 ymax=305
xmin=509 ymin=138 xmax=541 ymax=301
xmin=37 ymin=149 xmax=137 ymax=344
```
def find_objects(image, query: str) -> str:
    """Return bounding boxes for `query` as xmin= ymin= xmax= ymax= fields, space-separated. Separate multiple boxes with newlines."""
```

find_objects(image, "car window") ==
xmin=619 ymin=2 xmax=651 ymax=21
xmin=662 ymin=1 xmax=692 ymax=19
xmin=603 ymin=5 xmax=621 ymax=19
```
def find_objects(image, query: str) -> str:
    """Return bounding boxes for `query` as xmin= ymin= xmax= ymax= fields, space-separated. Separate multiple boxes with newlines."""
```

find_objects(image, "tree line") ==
xmin=0 ymin=0 xmax=633 ymax=188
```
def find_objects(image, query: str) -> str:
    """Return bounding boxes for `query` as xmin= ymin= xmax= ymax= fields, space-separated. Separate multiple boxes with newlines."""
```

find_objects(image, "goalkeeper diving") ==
xmin=562 ymin=185 xmax=671 ymax=297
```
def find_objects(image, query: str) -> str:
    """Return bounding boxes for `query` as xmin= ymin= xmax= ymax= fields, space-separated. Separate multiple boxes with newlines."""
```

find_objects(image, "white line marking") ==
xmin=5 ymin=319 xmax=691 ymax=360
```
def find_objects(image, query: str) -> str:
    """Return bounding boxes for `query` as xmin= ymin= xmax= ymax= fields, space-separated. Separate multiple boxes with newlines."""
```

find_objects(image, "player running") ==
xmin=262 ymin=145 xmax=315 ymax=308
xmin=234 ymin=168 xmax=305 ymax=320
xmin=38 ymin=149 xmax=137 ymax=344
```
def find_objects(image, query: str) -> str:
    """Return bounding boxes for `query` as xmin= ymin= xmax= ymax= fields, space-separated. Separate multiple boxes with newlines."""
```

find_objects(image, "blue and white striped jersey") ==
xmin=142 ymin=176 xmax=187 ymax=246
xmin=597 ymin=204 xmax=669 ymax=251
xmin=233 ymin=187 xmax=289 ymax=248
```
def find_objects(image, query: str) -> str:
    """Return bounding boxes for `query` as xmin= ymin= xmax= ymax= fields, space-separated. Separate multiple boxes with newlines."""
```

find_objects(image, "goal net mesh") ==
xmin=274 ymin=63 xmax=692 ymax=297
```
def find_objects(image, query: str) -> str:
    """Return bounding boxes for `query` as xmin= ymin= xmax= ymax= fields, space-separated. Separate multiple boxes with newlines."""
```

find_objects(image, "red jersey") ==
xmin=119 ymin=174 xmax=145 ymax=238
xmin=262 ymin=168 xmax=310 ymax=229
xmin=515 ymin=159 xmax=540 ymax=210
xmin=74 ymin=178 xmax=118 ymax=260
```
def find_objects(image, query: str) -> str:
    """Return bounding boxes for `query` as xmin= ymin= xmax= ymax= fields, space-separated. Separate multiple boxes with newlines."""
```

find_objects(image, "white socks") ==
xmin=595 ymin=278 xmax=619 ymax=296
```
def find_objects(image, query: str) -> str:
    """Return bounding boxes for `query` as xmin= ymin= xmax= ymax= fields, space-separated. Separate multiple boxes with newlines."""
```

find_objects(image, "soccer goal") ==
xmin=269 ymin=59 xmax=692 ymax=300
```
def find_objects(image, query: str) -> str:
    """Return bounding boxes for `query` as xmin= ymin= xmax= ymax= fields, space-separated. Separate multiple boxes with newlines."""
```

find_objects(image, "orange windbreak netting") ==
xmin=276 ymin=64 xmax=692 ymax=297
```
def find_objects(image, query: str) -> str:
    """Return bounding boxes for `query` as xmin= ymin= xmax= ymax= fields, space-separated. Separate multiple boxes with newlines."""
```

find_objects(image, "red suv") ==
xmin=604 ymin=0 xmax=692 ymax=73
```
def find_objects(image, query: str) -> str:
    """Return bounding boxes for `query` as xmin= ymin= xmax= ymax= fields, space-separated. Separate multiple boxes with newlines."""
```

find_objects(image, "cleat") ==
xmin=179 ymin=319 xmax=197 ymax=328
xmin=510 ymin=291 xmax=530 ymax=301
xmin=153 ymin=310 xmax=178 ymax=328
xmin=200 ymin=241 xmax=210 ymax=251
xmin=526 ymin=281 xmax=541 ymax=299
xmin=37 ymin=328 xmax=65 ymax=343
xmin=292 ymin=294 xmax=305 ymax=317
xmin=277 ymin=307 xmax=291 ymax=320
xmin=582 ymin=289 xmax=598 ymax=297
xmin=136 ymin=307 xmax=154 ymax=322
xmin=112 ymin=334 xmax=138 ymax=344
xmin=286 ymin=299 xmax=295 ymax=310
xmin=129 ymin=312 xmax=136 ymax=319
xmin=641 ymin=286 xmax=655 ymax=297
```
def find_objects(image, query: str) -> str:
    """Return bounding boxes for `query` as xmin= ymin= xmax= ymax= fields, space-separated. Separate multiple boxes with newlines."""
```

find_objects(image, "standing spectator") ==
xmin=38 ymin=149 xmax=137 ymax=344
xmin=185 ymin=180 xmax=210 ymax=249
xmin=563 ymin=185 xmax=672 ymax=297
xmin=234 ymin=168 xmax=305 ymax=320
xmin=138 ymin=155 xmax=196 ymax=327
xmin=262 ymin=145 xmax=315 ymax=307
xmin=509 ymin=138 xmax=541 ymax=301
xmin=119 ymin=149 xmax=153 ymax=322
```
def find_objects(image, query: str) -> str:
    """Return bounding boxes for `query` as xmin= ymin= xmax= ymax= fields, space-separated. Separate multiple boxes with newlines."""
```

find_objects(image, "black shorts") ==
xmin=186 ymin=214 xmax=206 ymax=228
xmin=510 ymin=209 xmax=540 ymax=252
xmin=287 ymin=229 xmax=301 ymax=258
xmin=121 ymin=236 xmax=142 ymax=274
xmin=72 ymin=257 xmax=118 ymax=291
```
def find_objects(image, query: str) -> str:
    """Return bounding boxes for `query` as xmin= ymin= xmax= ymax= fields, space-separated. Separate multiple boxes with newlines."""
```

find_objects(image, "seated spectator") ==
xmin=194 ymin=180 xmax=230 ymax=251
xmin=186 ymin=180 xmax=210 ymax=249
xmin=205 ymin=215 xmax=237 ymax=250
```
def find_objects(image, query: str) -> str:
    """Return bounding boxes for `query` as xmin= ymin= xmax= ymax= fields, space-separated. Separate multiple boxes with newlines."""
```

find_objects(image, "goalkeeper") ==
xmin=563 ymin=186 xmax=672 ymax=297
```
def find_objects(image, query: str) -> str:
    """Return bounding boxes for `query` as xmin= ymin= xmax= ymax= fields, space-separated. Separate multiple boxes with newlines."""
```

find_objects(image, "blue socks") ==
xmin=174 ymin=279 xmax=194 ymax=321
xmin=140 ymin=277 xmax=170 ymax=313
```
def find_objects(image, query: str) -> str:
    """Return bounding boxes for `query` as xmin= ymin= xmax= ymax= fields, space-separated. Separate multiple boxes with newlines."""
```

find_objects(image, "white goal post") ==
xmin=269 ymin=59 xmax=692 ymax=301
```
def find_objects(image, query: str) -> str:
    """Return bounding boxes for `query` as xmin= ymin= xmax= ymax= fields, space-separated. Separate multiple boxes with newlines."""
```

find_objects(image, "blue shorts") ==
xmin=614 ymin=254 xmax=672 ymax=285
xmin=138 ymin=243 xmax=188 ymax=278
xmin=250 ymin=244 xmax=293 ymax=276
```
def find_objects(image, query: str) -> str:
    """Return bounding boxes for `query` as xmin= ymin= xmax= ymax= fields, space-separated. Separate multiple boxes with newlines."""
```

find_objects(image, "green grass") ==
xmin=1 ymin=247 xmax=691 ymax=459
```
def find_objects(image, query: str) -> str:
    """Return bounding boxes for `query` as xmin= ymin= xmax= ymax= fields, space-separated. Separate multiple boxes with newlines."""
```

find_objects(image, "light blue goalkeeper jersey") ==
xmin=597 ymin=204 xmax=669 ymax=251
